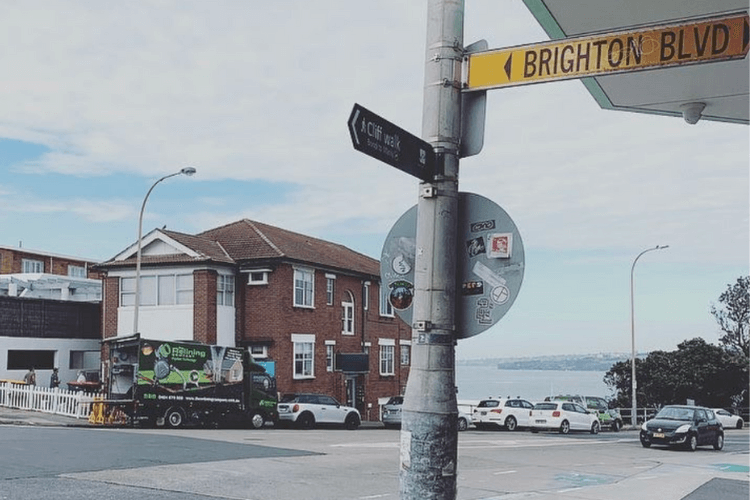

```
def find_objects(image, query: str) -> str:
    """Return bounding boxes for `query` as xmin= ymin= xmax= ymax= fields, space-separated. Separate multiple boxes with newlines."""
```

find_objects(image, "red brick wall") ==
xmin=102 ymin=276 xmax=120 ymax=339
xmin=239 ymin=264 xmax=411 ymax=420
xmin=194 ymin=269 xmax=217 ymax=344
xmin=0 ymin=248 xmax=98 ymax=277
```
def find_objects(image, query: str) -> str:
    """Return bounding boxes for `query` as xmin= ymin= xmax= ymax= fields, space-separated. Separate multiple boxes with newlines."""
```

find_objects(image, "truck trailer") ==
xmin=103 ymin=335 xmax=277 ymax=428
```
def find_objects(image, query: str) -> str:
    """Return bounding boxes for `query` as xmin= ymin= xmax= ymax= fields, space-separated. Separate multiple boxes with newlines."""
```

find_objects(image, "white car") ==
xmin=277 ymin=393 xmax=361 ymax=430
xmin=529 ymin=401 xmax=600 ymax=434
xmin=473 ymin=397 xmax=534 ymax=431
xmin=712 ymin=408 xmax=745 ymax=429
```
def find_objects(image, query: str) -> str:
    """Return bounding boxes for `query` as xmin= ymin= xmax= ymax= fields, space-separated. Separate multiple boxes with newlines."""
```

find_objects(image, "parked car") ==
xmin=473 ymin=397 xmax=535 ymax=431
xmin=548 ymin=395 xmax=623 ymax=432
xmin=277 ymin=393 xmax=361 ymax=430
xmin=640 ymin=405 xmax=724 ymax=451
xmin=529 ymin=401 xmax=600 ymax=434
xmin=712 ymin=408 xmax=745 ymax=429
xmin=382 ymin=396 xmax=471 ymax=431
xmin=382 ymin=396 xmax=403 ymax=429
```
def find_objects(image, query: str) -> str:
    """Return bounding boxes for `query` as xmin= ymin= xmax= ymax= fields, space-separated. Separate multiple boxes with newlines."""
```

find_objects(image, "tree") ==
xmin=604 ymin=338 xmax=747 ymax=409
xmin=711 ymin=276 xmax=749 ymax=358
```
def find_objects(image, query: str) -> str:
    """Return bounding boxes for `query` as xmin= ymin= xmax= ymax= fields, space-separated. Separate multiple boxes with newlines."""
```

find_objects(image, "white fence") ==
xmin=0 ymin=382 xmax=98 ymax=419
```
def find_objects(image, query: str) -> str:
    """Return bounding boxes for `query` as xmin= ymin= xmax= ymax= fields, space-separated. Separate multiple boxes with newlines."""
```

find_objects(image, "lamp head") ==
xmin=681 ymin=102 xmax=705 ymax=125
xmin=180 ymin=167 xmax=197 ymax=176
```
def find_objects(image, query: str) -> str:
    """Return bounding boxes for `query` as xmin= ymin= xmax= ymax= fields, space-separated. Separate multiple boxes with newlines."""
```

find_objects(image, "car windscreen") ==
xmin=280 ymin=394 xmax=299 ymax=403
xmin=655 ymin=407 xmax=694 ymax=421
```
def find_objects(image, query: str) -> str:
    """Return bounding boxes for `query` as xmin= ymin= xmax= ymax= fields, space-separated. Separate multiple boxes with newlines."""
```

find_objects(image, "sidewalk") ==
xmin=0 ymin=406 xmax=90 ymax=427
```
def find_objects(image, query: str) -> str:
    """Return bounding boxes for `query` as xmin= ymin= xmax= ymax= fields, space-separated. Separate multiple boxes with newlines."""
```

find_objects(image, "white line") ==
xmin=493 ymin=470 xmax=517 ymax=475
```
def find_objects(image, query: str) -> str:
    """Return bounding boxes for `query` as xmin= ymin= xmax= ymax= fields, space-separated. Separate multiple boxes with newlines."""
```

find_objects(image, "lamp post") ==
xmin=630 ymin=244 xmax=668 ymax=426
xmin=133 ymin=167 xmax=196 ymax=335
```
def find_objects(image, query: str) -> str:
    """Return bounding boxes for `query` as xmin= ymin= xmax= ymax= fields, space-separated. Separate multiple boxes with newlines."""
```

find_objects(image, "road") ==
xmin=0 ymin=422 xmax=747 ymax=500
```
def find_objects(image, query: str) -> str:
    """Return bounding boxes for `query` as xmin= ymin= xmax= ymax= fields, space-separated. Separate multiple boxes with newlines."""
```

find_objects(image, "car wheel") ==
xmin=344 ymin=413 xmax=360 ymax=430
xmin=590 ymin=421 xmax=600 ymax=435
xmin=640 ymin=436 xmax=651 ymax=448
xmin=297 ymin=412 xmax=315 ymax=429
xmin=249 ymin=412 xmax=265 ymax=429
xmin=505 ymin=416 xmax=517 ymax=431
xmin=611 ymin=420 xmax=621 ymax=432
xmin=686 ymin=434 xmax=698 ymax=451
xmin=165 ymin=407 xmax=185 ymax=428
xmin=713 ymin=433 xmax=724 ymax=450
xmin=737 ymin=419 xmax=745 ymax=430
xmin=559 ymin=420 xmax=570 ymax=434
xmin=458 ymin=417 xmax=468 ymax=431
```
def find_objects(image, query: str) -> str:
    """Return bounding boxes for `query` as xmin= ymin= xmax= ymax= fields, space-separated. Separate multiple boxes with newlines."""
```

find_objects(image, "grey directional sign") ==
xmin=348 ymin=103 xmax=435 ymax=182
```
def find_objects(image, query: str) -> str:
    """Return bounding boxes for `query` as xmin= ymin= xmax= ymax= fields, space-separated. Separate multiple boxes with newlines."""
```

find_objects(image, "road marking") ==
xmin=493 ymin=470 xmax=517 ymax=475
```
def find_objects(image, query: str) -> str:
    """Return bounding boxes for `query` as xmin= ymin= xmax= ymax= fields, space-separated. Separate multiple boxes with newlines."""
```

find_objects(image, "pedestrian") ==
xmin=50 ymin=367 xmax=60 ymax=389
xmin=23 ymin=367 xmax=36 ymax=386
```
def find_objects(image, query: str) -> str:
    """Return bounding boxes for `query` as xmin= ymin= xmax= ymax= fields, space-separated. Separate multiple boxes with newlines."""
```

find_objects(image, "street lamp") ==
xmin=133 ymin=167 xmax=196 ymax=335
xmin=630 ymin=244 xmax=668 ymax=426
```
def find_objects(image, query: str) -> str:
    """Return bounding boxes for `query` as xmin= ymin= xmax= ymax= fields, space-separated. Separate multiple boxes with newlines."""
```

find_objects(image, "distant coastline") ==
xmin=457 ymin=353 xmax=641 ymax=372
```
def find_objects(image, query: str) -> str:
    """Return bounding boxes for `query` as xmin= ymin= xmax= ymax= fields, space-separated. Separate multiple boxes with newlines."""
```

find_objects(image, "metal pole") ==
xmin=133 ymin=167 xmax=196 ymax=335
xmin=400 ymin=1 xmax=463 ymax=499
xmin=630 ymin=244 xmax=668 ymax=426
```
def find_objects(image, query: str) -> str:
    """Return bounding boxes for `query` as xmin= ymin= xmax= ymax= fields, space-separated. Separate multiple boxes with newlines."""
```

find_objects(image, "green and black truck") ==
xmin=102 ymin=335 xmax=277 ymax=428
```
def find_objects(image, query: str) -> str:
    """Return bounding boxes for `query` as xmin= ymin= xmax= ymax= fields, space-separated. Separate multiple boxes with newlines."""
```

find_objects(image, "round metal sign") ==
xmin=380 ymin=192 xmax=524 ymax=339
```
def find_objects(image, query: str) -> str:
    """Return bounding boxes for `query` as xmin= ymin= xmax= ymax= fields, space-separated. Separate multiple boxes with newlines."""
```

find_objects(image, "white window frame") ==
xmin=379 ymin=284 xmax=394 ymax=317
xmin=363 ymin=281 xmax=370 ymax=310
xmin=325 ymin=340 xmax=336 ymax=372
xmin=22 ymin=259 xmax=44 ymax=273
xmin=246 ymin=268 xmax=270 ymax=285
xmin=68 ymin=265 xmax=86 ymax=278
xmin=292 ymin=333 xmax=315 ymax=379
xmin=325 ymin=273 xmax=336 ymax=305
xmin=379 ymin=339 xmax=396 ymax=376
xmin=217 ymin=274 xmax=235 ymax=307
xmin=293 ymin=267 xmax=315 ymax=308
xmin=400 ymin=341 xmax=411 ymax=366
xmin=342 ymin=291 xmax=354 ymax=335
xmin=120 ymin=273 xmax=194 ymax=307
xmin=249 ymin=345 xmax=268 ymax=359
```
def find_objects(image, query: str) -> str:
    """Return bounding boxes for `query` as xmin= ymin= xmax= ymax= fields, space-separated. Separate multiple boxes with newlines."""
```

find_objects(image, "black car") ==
xmin=640 ymin=405 xmax=724 ymax=451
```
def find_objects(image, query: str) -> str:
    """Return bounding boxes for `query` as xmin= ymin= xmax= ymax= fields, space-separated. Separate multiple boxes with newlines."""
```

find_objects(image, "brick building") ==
xmin=95 ymin=219 xmax=411 ymax=419
xmin=0 ymin=245 xmax=102 ymax=383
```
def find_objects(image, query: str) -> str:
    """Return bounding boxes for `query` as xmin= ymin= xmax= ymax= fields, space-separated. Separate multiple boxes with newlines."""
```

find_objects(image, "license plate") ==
xmin=536 ymin=419 xmax=546 ymax=424
xmin=653 ymin=432 xmax=665 ymax=438
xmin=480 ymin=411 xmax=487 ymax=416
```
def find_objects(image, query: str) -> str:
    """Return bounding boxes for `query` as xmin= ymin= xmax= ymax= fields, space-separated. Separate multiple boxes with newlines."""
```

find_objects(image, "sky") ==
xmin=0 ymin=1 xmax=747 ymax=360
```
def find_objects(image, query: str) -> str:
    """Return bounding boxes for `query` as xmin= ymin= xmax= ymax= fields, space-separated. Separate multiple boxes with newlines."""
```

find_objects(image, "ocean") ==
xmin=455 ymin=364 xmax=612 ymax=403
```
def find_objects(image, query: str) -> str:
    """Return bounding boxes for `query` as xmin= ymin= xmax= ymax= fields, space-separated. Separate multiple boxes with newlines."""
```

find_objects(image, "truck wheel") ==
xmin=250 ymin=412 xmax=265 ymax=429
xmin=165 ymin=407 xmax=185 ymax=428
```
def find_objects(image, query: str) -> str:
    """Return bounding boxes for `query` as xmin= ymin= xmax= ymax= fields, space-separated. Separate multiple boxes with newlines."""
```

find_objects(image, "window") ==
xmin=292 ymin=334 xmax=315 ymax=378
xmin=120 ymin=273 xmax=194 ymax=307
xmin=400 ymin=344 xmax=411 ymax=366
xmin=294 ymin=268 xmax=314 ymax=308
xmin=22 ymin=259 xmax=44 ymax=273
xmin=342 ymin=291 xmax=354 ymax=335
xmin=379 ymin=343 xmax=395 ymax=376
xmin=7 ymin=350 xmax=55 ymax=370
xmin=69 ymin=350 xmax=99 ymax=370
xmin=217 ymin=274 xmax=235 ymax=306
xmin=326 ymin=275 xmax=335 ymax=305
xmin=363 ymin=282 xmax=370 ymax=310
xmin=380 ymin=284 xmax=394 ymax=317
xmin=249 ymin=345 xmax=268 ymax=359
xmin=68 ymin=265 xmax=86 ymax=278
xmin=325 ymin=341 xmax=335 ymax=372
xmin=247 ymin=269 xmax=270 ymax=285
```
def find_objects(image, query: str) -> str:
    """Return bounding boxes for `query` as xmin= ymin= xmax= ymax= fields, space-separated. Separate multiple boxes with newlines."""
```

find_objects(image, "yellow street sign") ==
xmin=465 ymin=13 xmax=749 ymax=91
